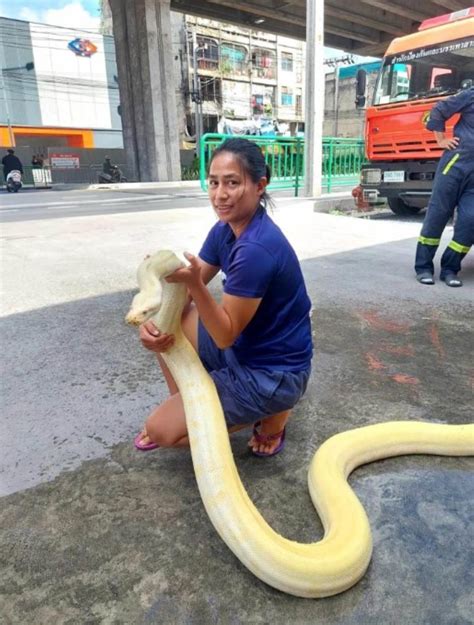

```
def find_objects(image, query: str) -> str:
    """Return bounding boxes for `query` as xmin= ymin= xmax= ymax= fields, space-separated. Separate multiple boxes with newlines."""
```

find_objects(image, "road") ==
xmin=1 ymin=187 xmax=473 ymax=625
xmin=0 ymin=186 xmax=211 ymax=222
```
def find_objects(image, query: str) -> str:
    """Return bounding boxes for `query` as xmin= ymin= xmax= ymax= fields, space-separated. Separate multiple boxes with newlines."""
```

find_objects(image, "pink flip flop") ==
xmin=251 ymin=422 xmax=286 ymax=457
xmin=134 ymin=431 xmax=159 ymax=451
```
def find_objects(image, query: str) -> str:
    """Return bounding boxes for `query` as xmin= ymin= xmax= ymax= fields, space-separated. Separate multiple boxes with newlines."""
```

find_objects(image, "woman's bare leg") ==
xmin=135 ymin=304 xmax=200 ymax=447
xmin=156 ymin=354 xmax=179 ymax=396
xmin=168 ymin=412 xmax=291 ymax=452
xmin=247 ymin=410 xmax=290 ymax=455
xmin=138 ymin=402 xmax=289 ymax=452
xmin=137 ymin=303 xmax=289 ymax=454
xmin=139 ymin=394 xmax=253 ymax=449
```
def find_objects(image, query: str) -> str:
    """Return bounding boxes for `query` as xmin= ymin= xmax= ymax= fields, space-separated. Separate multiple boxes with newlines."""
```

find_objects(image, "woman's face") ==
xmin=208 ymin=152 xmax=267 ymax=234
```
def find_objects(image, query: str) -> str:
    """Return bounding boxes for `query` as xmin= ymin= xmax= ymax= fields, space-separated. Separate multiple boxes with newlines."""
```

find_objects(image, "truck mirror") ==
xmin=355 ymin=69 xmax=367 ymax=109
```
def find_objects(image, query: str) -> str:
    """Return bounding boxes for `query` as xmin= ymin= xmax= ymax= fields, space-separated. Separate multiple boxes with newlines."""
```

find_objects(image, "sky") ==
xmin=0 ymin=1 xmax=102 ymax=30
xmin=1 ymin=1 xmax=377 ymax=64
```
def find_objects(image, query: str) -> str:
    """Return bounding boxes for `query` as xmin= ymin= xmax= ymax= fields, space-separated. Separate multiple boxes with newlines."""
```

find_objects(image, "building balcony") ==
xmin=251 ymin=66 xmax=276 ymax=81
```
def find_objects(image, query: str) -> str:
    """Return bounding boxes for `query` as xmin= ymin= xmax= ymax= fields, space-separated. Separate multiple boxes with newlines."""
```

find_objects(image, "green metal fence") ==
xmin=199 ymin=133 xmax=365 ymax=195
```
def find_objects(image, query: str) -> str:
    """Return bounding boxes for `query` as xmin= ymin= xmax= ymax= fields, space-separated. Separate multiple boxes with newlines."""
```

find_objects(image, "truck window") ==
xmin=430 ymin=68 xmax=453 ymax=89
xmin=374 ymin=36 xmax=474 ymax=105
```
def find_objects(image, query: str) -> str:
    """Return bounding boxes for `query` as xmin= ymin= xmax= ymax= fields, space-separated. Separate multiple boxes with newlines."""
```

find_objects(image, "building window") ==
xmin=220 ymin=43 xmax=248 ymax=76
xmin=252 ymin=87 xmax=275 ymax=115
xmin=251 ymin=48 xmax=276 ymax=80
xmin=281 ymin=52 xmax=293 ymax=72
xmin=251 ymin=94 xmax=264 ymax=114
xmin=193 ymin=36 xmax=219 ymax=71
xmin=200 ymin=76 xmax=222 ymax=102
xmin=295 ymin=88 xmax=302 ymax=115
xmin=280 ymin=87 xmax=293 ymax=106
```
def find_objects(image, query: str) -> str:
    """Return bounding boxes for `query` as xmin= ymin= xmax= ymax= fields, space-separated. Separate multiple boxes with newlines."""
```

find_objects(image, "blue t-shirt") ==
xmin=199 ymin=205 xmax=313 ymax=372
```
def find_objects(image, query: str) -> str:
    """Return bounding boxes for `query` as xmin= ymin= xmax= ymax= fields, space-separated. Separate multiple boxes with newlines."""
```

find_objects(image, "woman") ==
xmin=134 ymin=138 xmax=313 ymax=456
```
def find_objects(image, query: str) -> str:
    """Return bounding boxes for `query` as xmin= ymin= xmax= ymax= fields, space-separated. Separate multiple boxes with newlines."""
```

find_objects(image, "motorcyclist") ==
xmin=100 ymin=156 xmax=126 ymax=183
xmin=2 ymin=149 xmax=23 ymax=181
xmin=102 ymin=156 xmax=114 ymax=177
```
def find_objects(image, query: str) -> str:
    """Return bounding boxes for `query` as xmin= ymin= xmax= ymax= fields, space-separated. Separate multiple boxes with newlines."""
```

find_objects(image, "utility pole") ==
xmin=191 ymin=30 xmax=203 ymax=157
xmin=334 ymin=65 xmax=340 ymax=136
xmin=249 ymin=31 xmax=256 ymax=119
xmin=324 ymin=55 xmax=354 ymax=137
xmin=304 ymin=0 xmax=325 ymax=197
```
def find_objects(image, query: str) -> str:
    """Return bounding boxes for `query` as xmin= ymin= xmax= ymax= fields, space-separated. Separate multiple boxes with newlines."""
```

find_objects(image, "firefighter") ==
xmin=415 ymin=86 xmax=474 ymax=287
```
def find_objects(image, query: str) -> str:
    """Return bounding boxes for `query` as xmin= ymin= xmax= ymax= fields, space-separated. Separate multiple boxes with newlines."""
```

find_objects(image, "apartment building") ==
xmin=185 ymin=16 xmax=305 ymax=136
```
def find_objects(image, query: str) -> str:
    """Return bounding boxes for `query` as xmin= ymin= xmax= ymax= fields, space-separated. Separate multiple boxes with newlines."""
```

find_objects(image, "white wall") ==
xmin=30 ymin=23 xmax=113 ymax=129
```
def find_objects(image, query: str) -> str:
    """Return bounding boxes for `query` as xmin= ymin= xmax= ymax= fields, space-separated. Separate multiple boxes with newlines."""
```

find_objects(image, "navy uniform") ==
xmin=415 ymin=87 xmax=474 ymax=287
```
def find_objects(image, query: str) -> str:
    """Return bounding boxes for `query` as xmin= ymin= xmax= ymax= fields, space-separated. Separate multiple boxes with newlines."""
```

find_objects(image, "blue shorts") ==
xmin=198 ymin=321 xmax=310 ymax=427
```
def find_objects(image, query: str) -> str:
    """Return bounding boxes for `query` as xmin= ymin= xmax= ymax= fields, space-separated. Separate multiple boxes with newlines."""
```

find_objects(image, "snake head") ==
xmin=125 ymin=250 xmax=184 ymax=326
xmin=125 ymin=290 xmax=162 ymax=326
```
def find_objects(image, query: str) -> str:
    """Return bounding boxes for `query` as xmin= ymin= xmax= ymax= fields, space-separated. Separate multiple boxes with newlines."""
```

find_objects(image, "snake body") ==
xmin=126 ymin=250 xmax=474 ymax=598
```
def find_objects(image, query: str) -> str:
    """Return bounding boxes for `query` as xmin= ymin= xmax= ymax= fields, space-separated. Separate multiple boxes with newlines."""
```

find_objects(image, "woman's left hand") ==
xmin=166 ymin=252 xmax=203 ymax=290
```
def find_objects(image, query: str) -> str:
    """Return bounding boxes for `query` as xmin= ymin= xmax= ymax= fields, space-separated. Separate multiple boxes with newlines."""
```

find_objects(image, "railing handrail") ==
xmin=200 ymin=133 xmax=363 ymax=143
xmin=199 ymin=133 xmax=364 ymax=195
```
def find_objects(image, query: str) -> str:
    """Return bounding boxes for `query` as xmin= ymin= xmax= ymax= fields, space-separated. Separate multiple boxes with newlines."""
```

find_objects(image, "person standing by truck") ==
xmin=414 ymin=86 xmax=474 ymax=287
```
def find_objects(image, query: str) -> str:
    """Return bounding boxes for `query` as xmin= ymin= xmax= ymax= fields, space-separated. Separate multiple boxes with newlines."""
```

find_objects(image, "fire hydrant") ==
xmin=352 ymin=185 xmax=370 ymax=212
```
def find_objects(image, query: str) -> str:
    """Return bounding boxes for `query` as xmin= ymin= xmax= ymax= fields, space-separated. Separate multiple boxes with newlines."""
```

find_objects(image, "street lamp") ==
xmin=1 ymin=62 xmax=35 ymax=147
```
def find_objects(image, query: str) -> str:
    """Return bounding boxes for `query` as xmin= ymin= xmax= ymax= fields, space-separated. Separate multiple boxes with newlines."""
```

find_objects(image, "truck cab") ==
xmin=359 ymin=8 xmax=474 ymax=215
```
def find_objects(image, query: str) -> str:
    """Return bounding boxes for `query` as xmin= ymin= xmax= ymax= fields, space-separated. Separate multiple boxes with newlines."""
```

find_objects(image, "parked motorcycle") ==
xmin=98 ymin=165 xmax=127 ymax=184
xmin=6 ymin=170 xmax=22 ymax=192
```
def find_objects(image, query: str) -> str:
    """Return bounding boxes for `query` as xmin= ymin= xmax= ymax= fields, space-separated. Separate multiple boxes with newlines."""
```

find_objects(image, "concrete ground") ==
xmin=1 ymin=192 xmax=473 ymax=624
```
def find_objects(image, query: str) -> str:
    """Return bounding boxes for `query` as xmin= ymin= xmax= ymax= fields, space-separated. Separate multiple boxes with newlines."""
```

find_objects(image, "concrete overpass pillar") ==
xmin=109 ymin=0 xmax=181 ymax=182
xmin=304 ymin=0 xmax=325 ymax=197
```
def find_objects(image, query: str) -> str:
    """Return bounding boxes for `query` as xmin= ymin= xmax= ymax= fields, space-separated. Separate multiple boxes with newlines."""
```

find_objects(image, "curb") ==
xmin=313 ymin=192 xmax=355 ymax=213
xmin=87 ymin=180 xmax=202 ymax=191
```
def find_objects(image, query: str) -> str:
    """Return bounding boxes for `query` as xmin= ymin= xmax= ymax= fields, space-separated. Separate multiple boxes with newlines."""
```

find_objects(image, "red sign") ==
xmin=50 ymin=153 xmax=80 ymax=169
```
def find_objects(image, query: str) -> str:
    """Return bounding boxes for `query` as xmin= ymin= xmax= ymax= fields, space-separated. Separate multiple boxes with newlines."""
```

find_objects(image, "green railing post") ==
xmin=294 ymin=137 xmax=302 ymax=197
xmin=327 ymin=139 xmax=334 ymax=194
xmin=199 ymin=133 xmax=209 ymax=191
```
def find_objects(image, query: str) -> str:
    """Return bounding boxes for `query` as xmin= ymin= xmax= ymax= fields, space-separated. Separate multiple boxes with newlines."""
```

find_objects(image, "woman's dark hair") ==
xmin=208 ymin=138 xmax=273 ymax=209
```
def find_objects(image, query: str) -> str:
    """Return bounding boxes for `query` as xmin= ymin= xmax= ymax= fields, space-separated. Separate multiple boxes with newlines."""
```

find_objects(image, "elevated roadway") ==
xmin=108 ymin=0 xmax=461 ymax=192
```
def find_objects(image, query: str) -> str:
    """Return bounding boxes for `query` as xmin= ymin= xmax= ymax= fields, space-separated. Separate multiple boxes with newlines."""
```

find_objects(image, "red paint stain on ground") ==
xmin=391 ymin=373 xmax=420 ymax=385
xmin=359 ymin=311 xmax=411 ymax=334
xmin=428 ymin=323 xmax=445 ymax=359
xmin=381 ymin=344 xmax=415 ymax=357
xmin=365 ymin=352 xmax=386 ymax=371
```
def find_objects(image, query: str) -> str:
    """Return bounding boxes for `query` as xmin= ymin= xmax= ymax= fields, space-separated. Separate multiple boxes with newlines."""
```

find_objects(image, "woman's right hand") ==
xmin=139 ymin=320 xmax=175 ymax=353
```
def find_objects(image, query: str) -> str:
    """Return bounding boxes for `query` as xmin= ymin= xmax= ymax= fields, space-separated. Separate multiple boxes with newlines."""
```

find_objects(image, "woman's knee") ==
xmin=145 ymin=416 xmax=181 ymax=447
xmin=145 ymin=395 xmax=187 ymax=446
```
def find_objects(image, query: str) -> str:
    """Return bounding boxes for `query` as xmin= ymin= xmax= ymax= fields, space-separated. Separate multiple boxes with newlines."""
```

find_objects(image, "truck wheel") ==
xmin=388 ymin=198 xmax=422 ymax=216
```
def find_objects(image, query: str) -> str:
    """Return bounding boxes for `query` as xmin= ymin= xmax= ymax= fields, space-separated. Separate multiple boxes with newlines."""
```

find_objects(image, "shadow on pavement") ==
xmin=1 ymin=237 xmax=473 ymax=625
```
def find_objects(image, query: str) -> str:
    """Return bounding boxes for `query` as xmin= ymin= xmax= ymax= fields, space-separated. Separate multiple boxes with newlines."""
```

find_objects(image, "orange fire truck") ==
xmin=358 ymin=8 xmax=474 ymax=215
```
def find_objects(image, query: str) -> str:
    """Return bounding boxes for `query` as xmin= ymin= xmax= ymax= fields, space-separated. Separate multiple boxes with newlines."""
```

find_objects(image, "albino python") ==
xmin=126 ymin=250 xmax=474 ymax=598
